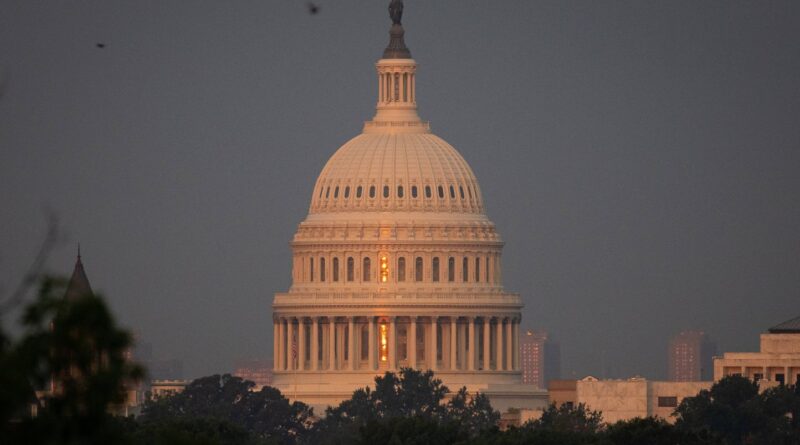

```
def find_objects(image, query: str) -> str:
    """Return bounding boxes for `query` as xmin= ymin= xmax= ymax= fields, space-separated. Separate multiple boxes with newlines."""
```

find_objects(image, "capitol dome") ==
xmin=309 ymin=131 xmax=485 ymax=216
xmin=271 ymin=1 xmax=542 ymax=414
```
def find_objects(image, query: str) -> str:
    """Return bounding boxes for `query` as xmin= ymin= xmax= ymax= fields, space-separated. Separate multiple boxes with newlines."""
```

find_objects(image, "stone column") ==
xmin=483 ymin=317 xmax=491 ymax=371
xmin=311 ymin=317 xmax=319 ymax=371
xmin=450 ymin=317 xmax=458 ymax=370
xmin=329 ymin=317 xmax=337 ymax=370
xmin=505 ymin=317 xmax=513 ymax=371
xmin=279 ymin=318 xmax=286 ymax=371
xmin=389 ymin=317 xmax=397 ymax=369
xmin=513 ymin=318 xmax=520 ymax=370
xmin=349 ymin=317 xmax=356 ymax=370
xmin=430 ymin=317 xmax=438 ymax=371
xmin=273 ymin=318 xmax=279 ymax=371
xmin=368 ymin=317 xmax=376 ymax=370
xmin=495 ymin=318 xmax=503 ymax=371
xmin=298 ymin=317 xmax=306 ymax=371
xmin=409 ymin=316 xmax=417 ymax=368
xmin=467 ymin=317 xmax=476 ymax=371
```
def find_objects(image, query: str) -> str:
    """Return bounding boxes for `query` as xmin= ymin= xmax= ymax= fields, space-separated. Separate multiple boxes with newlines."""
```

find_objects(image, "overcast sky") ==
xmin=2 ymin=1 xmax=799 ymax=380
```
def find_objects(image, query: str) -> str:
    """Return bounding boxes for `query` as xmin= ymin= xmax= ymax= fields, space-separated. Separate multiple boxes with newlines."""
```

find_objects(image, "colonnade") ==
xmin=273 ymin=315 xmax=520 ymax=373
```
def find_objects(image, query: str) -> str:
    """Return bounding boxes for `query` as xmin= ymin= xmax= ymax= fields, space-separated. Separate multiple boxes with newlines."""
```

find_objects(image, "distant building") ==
xmin=548 ymin=376 xmax=711 ymax=424
xmin=233 ymin=359 xmax=273 ymax=389
xmin=150 ymin=380 xmax=190 ymax=399
xmin=520 ymin=330 xmax=560 ymax=388
xmin=714 ymin=316 xmax=800 ymax=386
xmin=668 ymin=330 xmax=716 ymax=381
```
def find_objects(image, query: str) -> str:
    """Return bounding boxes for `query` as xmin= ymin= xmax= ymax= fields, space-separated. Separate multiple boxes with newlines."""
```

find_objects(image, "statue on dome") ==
xmin=389 ymin=0 xmax=403 ymax=25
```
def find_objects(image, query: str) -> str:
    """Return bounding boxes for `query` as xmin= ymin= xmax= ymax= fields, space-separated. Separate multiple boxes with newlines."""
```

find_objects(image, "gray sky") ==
xmin=1 ymin=1 xmax=799 ymax=380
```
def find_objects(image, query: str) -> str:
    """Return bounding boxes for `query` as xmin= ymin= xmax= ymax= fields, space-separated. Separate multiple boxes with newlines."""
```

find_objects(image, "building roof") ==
xmin=768 ymin=315 xmax=800 ymax=333
xmin=64 ymin=252 xmax=93 ymax=300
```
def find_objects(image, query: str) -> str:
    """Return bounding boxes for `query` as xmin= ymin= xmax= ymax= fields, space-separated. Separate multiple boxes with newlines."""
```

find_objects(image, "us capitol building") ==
xmin=272 ymin=1 xmax=546 ymax=412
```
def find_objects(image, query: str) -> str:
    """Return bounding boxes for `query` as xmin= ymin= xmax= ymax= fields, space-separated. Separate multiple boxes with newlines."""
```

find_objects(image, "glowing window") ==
xmin=380 ymin=255 xmax=389 ymax=283
xmin=380 ymin=322 xmax=389 ymax=362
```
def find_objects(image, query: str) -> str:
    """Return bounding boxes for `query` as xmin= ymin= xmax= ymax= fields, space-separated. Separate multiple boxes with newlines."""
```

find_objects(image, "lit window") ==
xmin=380 ymin=322 xmax=389 ymax=362
xmin=380 ymin=255 xmax=389 ymax=283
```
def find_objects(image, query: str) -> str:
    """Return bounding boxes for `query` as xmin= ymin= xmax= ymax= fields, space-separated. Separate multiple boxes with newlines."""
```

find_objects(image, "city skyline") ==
xmin=2 ymin=2 xmax=799 ymax=380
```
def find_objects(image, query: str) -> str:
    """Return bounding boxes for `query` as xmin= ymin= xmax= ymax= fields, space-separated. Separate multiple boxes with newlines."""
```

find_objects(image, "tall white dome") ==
xmin=271 ymin=1 xmax=542 ymax=414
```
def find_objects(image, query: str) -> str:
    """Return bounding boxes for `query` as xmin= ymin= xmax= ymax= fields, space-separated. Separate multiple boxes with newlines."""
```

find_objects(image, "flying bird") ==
xmin=307 ymin=2 xmax=319 ymax=15
xmin=96 ymin=43 xmax=106 ymax=48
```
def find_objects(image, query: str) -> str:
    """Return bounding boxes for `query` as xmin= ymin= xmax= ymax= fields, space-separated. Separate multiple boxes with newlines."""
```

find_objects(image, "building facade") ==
xmin=520 ymin=330 xmax=560 ymax=389
xmin=233 ymin=359 xmax=273 ymax=389
xmin=668 ymin=330 xmax=715 ymax=381
xmin=714 ymin=316 xmax=800 ymax=386
xmin=270 ymin=2 xmax=545 ymax=412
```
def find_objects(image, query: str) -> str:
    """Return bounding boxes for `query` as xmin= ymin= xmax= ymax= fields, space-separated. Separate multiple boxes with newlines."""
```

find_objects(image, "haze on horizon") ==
xmin=1 ymin=1 xmax=798 ymax=381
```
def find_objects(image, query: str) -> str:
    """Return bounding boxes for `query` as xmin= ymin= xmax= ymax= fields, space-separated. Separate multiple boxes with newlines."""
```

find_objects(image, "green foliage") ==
xmin=0 ymin=276 xmax=144 ymax=444
xmin=526 ymin=403 xmax=603 ymax=435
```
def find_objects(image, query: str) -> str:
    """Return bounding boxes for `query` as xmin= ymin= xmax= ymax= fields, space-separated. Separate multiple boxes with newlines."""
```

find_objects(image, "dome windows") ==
xmin=357 ymin=186 xmax=363 ymax=198
xmin=449 ymin=185 xmax=455 ymax=199
xmin=437 ymin=186 xmax=444 ymax=199
xmin=369 ymin=186 xmax=376 ymax=198
xmin=344 ymin=186 xmax=350 ymax=198
xmin=397 ymin=186 xmax=404 ymax=198
xmin=411 ymin=186 xmax=418 ymax=198
xmin=334 ymin=186 xmax=339 ymax=198
xmin=459 ymin=186 xmax=465 ymax=199
xmin=383 ymin=185 xmax=390 ymax=198
xmin=425 ymin=186 xmax=432 ymax=198
xmin=325 ymin=187 xmax=330 ymax=199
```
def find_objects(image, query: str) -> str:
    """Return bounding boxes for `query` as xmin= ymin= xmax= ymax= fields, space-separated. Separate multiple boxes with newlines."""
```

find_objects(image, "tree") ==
xmin=527 ymin=403 xmax=603 ymax=435
xmin=139 ymin=374 xmax=313 ymax=444
xmin=445 ymin=387 xmax=500 ymax=437
xmin=0 ymin=276 xmax=144 ymax=444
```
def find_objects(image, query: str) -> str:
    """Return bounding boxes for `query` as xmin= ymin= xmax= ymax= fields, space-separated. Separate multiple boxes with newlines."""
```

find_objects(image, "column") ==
xmin=273 ymin=318 xmax=279 ymax=371
xmin=467 ymin=317 xmax=476 ymax=371
xmin=329 ymin=317 xmax=337 ymax=370
xmin=505 ymin=317 xmax=513 ymax=371
xmin=483 ymin=317 xmax=491 ymax=371
xmin=430 ymin=317 xmax=438 ymax=371
xmin=409 ymin=316 xmax=417 ymax=368
xmin=349 ymin=317 xmax=356 ymax=370
xmin=450 ymin=317 xmax=458 ymax=370
xmin=389 ymin=317 xmax=397 ymax=369
xmin=279 ymin=318 xmax=286 ymax=371
xmin=495 ymin=318 xmax=503 ymax=371
xmin=311 ymin=317 xmax=319 ymax=371
xmin=298 ymin=317 xmax=306 ymax=371
xmin=513 ymin=318 xmax=520 ymax=370
xmin=368 ymin=317 xmax=376 ymax=370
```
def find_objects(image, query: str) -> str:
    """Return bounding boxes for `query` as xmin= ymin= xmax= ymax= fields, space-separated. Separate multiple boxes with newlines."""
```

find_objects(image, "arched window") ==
xmin=432 ymin=257 xmax=440 ymax=282
xmin=394 ymin=72 xmax=400 ymax=100
xmin=398 ymin=257 xmax=406 ymax=282
xmin=475 ymin=257 xmax=481 ymax=282
xmin=462 ymin=257 xmax=469 ymax=282
xmin=437 ymin=185 xmax=444 ymax=198
xmin=347 ymin=257 xmax=354 ymax=281
xmin=397 ymin=186 xmax=404 ymax=198
xmin=344 ymin=186 xmax=350 ymax=198
xmin=449 ymin=185 xmax=455 ymax=198
xmin=310 ymin=257 xmax=314 ymax=282
xmin=485 ymin=256 xmax=490 ymax=284
xmin=383 ymin=185 xmax=389 ymax=198
xmin=325 ymin=187 xmax=330 ymax=198
xmin=459 ymin=186 xmax=465 ymax=199
xmin=415 ymin=257 xmax=423 ymax=282
xmin=363 ymin=257 xmax=371 ymax=282
xmin=403 ymin=73 xmax=408 ymax=101
xmin=425 ymin=186 xmax=432 ymax=198
xmin=369 ymin=186 xmax=376 ymax=198
xmin=448 ymin=257 xmax=455 ymax=282
xmin=320 ymin=257 xmax=326 ymax=282
xmin=411 ymin=186 xmax=418 ymax=198
xmin=356 ymin=186 xmax=363 ymax=198
xmin=334 ymin=186 xmax=339 ymax=198
xmin=333 ymin=258 xmax=340 ymax=282
xmin=467 ymin=186 xmax=473 ymax=198
xmin=319 ymin=188 xmax=324 ymax=198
